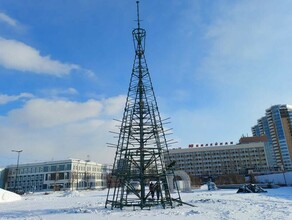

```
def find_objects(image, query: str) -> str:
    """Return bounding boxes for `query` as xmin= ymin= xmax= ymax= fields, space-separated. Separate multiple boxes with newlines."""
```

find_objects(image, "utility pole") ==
xmin=12 ymin=149 xmax=22 ymax=192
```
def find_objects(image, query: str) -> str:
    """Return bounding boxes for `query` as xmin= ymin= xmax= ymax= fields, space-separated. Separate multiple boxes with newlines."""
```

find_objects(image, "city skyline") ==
xmin=1 ymin=1 xmax=292 ymax=166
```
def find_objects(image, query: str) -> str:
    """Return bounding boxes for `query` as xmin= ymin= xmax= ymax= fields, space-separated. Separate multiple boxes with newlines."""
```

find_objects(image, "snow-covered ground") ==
xmin=1 ymin=186 xmax=292 ymax=220
xmin=0 ymin=188 xmax=21 ymax=203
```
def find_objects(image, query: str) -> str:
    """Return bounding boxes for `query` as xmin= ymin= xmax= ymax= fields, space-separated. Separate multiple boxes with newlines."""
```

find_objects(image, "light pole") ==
xmin=85 ymin=161 xmax=88 ymax=189
xmin=281 ymin=165 xmax=287 ymax=186
xmin=76 ymin=160 xmax=80 ymax=190
xmin=12 ymin=149 xmax=23 ymax=192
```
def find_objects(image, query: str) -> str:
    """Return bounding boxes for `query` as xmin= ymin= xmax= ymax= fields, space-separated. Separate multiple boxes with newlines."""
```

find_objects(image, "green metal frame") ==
xmin=105 ymin=1 xmax=182 ymax=210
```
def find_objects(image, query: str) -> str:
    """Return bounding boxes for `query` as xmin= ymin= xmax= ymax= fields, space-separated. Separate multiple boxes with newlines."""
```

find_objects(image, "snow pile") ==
xmin=62 ymin=190 xmax=83 ymax=197
xmin=0 ymin=188 xmax=21 ymax=203
xmin=200 ymin=184 xmax=208 ymax=190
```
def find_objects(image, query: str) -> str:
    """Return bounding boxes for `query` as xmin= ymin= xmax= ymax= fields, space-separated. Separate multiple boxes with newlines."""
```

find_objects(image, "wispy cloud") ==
xmin=0 ymin=38 xmax=79 ymax=76
xmin=167 ymin=1 xmax=292 ymax=146
xmin=0 ymin=12 xmax=17 ymax=27
xmin=40 ymin=87 xmax=79 ymax=98
xmin=200 ymin=1 xmax=292 ymax=110
xmin=201 ymin=1 xmax=292 ymax=84
xmin=0 ymin=93 xmax=34 ymax=104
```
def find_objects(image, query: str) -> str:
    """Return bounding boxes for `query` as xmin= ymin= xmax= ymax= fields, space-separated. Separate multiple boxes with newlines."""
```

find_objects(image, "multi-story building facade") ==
xmin=5 ymin=159 xmax=108 ymax=192
xmin=0 ymin=168 xmax=6 ymax=188
xmin=252 ymin=104 xmax=292 ymax=170
xmin=165 ymin=137 xmax=269 ymax=178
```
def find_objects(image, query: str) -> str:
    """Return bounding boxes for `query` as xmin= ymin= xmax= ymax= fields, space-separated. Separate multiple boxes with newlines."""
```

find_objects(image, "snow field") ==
xmin=0 ymin=187 xmax=291 ymax=220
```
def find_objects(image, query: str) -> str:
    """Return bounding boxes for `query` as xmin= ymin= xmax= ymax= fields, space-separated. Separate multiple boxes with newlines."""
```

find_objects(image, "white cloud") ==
xmin=0 ymin=96 xmax=125 ymax=164
xmin=41 ymin=87 xmax=79 ymax=98
xmin=8 ymin=99 xmax=104 ymax=128
xmin=0 ymin=93 xmax=34 ymax=104
xmin=0 ymin=38 xmax=79 ymax=76
xmin=102 ymin=95 xmax=126 ymax=116
xmin=0 ymin=12 xmax=17 ymax=27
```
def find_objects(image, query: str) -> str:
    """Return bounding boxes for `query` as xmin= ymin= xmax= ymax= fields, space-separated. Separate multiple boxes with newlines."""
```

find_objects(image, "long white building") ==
xmin=5 ymin=159 xmax=108 ymax=193
xmin=165 ymin=137 xmax=270 ymax=178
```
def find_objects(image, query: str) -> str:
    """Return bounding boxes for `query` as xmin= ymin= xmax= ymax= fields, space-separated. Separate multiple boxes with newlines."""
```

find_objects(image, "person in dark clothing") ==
xmin=156 ymin=183 xmax=160 ymax=200
xmin=149 ymin=182 xmax=155 ymax=199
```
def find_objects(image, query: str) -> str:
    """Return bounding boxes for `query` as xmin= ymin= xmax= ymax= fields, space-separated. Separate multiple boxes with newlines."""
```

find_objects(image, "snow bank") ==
xmin=0 ymin=188 xmax=21 ymax=203
xmin=62 ymin=190 xmax=83 ymax=197
xmin=200 ymin=184 xmax=208 ymax=190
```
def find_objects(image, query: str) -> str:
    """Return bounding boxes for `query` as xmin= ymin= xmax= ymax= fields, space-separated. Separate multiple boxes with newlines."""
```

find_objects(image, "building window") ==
xmin=44 ymin=166 xmax=49 ymax=172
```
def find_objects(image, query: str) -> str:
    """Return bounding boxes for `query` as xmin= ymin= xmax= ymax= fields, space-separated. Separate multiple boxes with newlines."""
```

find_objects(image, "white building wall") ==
xmin=5 ymin=159 xmax=108 ymax=192
xmin=166 ymin=142 xmax=268 ymax=177
xmin=254 ymin=171 xmax=292 ymax=185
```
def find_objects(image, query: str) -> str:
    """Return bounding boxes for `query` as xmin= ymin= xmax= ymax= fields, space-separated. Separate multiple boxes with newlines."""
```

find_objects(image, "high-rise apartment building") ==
xmin=252 ymin=104 xmax=292 ymax=170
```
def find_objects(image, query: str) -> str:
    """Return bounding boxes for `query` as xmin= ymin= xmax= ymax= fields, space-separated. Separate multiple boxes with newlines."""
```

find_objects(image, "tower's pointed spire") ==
xmin=136 ymin=1 xmax=141 ymax=29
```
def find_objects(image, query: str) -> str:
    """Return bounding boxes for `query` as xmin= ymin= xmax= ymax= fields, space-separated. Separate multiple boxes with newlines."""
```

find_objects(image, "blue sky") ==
xmin=1 ymin=0 xmax=292 ymax=166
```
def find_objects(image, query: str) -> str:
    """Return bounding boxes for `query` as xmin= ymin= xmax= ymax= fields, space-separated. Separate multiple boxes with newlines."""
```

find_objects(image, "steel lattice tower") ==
xmin=105 ymin=1 xmax=182 ymax=210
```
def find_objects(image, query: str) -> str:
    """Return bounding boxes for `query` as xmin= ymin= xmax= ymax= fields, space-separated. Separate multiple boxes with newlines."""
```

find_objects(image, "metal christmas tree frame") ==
xmin=105 ymin=1 xmax=182 ymax=210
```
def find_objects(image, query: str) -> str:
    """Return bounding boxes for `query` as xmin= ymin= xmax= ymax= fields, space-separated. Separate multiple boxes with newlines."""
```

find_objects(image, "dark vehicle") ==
xmin=237 ymin=184 xmax=267 ymax=193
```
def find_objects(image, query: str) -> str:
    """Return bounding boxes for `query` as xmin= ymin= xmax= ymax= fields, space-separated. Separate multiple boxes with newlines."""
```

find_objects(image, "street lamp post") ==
xmin=281 ymin=165 xmax=287 ymax=186
xmin=12 ymin=149 xmax=23 ymax=192
xmin=76 ymin=160 xmax=80 ymax=190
